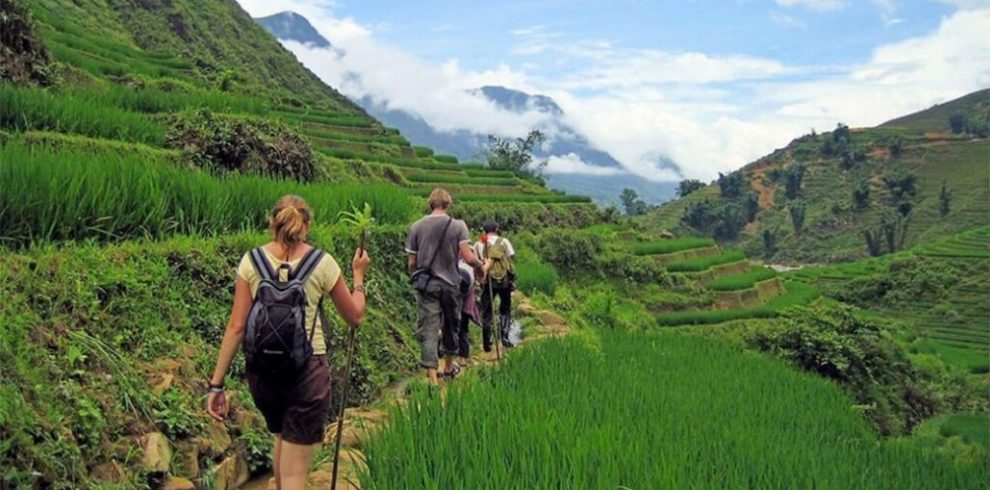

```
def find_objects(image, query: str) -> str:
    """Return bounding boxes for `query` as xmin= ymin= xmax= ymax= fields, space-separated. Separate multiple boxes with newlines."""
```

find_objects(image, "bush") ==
xmin=746 ymin=305 xmax=945 ymax=435
xmin=536 ymin=230 xmax=603 ymax=276
xmin=435 ymin=154 xmax=459 ymax=164
xmin=167 ymin=109 xmax=317 ymax=181
xmin=825 ymin=256 xmax=958 ymax=307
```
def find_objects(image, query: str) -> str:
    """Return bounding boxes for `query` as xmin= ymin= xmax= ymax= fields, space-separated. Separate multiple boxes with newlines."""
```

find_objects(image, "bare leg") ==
xmin=278 ymin=440 xmax=318 ymax=490
xmin=427 ymin=367 xmax=439 ymax=385
xmin=273 ymin=435 xmax=282 ymax=490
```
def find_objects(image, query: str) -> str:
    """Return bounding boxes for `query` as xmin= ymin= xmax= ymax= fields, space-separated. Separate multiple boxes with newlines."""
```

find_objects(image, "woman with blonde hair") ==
xmin=207 ymin=195 xmax=370 ymax=490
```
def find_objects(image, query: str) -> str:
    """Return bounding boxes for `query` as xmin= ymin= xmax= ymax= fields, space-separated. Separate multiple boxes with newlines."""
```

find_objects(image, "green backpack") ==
xmin=487 ymin=238 xmax=515 ymax=288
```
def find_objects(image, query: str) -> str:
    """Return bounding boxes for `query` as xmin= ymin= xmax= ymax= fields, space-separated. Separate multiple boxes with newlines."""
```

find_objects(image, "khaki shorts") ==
xmin=415 ymin=281 xmax=461 ymax=369
xmin=246 ymin=355 xmax=331 ymax=445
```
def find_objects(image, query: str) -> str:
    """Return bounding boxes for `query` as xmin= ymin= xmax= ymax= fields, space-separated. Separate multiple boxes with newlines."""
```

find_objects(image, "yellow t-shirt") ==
xmin=236 ymin=247 xmax=341 ymax=356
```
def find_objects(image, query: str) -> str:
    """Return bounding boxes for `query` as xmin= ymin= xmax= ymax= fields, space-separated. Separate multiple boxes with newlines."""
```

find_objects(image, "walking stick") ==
xmin=331 ymin=230 xmax=366 ymax=490
xmin=481 ymin=232 xmax=501 ymax=363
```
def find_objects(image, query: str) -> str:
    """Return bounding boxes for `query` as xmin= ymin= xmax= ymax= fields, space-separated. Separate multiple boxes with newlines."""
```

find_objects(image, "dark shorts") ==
xmin=415 ymin=281 xmax=461 ymax=369
xmin=246 ymin=355 xmax=331 ymax=445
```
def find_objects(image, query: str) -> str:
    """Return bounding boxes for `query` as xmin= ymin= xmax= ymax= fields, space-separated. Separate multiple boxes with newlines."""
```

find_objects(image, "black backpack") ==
xmin=243 ymin=247 xmax=326 ymax=377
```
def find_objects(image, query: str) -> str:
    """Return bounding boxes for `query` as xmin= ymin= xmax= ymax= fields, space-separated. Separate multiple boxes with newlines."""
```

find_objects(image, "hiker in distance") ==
xmin=206 ymin=195 xmax=370 ymax=490
xmin=406 ymin=188 xmax=488 ymax=385
xmin=476 ymin=220 xmax=517 ymax=349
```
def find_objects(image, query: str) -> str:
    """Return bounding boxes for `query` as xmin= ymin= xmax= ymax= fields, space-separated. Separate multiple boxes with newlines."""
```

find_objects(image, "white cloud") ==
xmin=775 ymin=0 xmax=845 ymax=11
xmin=938 ymin=0 xmax=990 ymax=9
xmin=769 ymin=11 xmax=807 ymax=28
xmin=544 ymin=154 xmax=625 ymax=176
xmin=238 ymin=1 xmax=990 ymax=183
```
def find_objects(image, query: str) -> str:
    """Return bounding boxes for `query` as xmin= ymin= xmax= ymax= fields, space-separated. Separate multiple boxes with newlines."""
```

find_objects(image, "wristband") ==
xmin=207 ymin=381 xmax=225 ymax=393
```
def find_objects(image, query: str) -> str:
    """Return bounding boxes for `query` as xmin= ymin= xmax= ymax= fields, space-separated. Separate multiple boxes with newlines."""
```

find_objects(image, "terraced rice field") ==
xmin=361 ymin=331 xmax=986 ymax=489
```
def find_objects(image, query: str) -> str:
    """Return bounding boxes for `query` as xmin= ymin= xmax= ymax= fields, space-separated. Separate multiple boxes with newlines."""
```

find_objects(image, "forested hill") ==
xmin=644 ymin=89 xmax=990 ymax=264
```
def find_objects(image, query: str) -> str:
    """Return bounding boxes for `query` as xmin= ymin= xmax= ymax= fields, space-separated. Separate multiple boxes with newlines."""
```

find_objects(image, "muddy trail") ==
xmin=242 ymin=294 xmax=571 ymax=489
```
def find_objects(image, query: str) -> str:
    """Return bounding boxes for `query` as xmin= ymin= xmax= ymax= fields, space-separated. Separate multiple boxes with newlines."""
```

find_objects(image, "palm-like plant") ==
xmin=337 ymin=202 xmax=375 ymax=252
xmin=331 ymin=202 xmax=374 ymax=490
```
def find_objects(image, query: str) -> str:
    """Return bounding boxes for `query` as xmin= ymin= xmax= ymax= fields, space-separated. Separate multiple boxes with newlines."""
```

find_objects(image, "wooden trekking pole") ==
xmin=331 ymin=229 xmax=366 ymax=490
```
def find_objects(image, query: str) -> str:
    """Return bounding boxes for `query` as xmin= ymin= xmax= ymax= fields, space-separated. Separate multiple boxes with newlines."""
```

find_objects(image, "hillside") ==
xmin=643 ymin=89 xmax=990 ymax=263
xmin=2 ymin=1 xmax=987 ymax=488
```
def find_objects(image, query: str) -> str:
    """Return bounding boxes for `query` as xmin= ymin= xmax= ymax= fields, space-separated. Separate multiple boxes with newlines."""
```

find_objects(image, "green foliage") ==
xmin=451 ymin=193 xmax=592 ymax=204
xmin=619 ymin=187 xmax=649 ymax=216
xmin=0 ymin=140 xmax=414 ymax=246
xmin=656 ymin=282 xmax=820 ymax=326
xmin=852 ymin=178 xmax=871 ymax=209
xmin=535 ymin=230 xmax=603 ymax=276
xmin=434 ymin=154 xmax=458 ymax=164
xmin=484 ymin=129 xmax=546 ymax=180
xmin=452 ymin=202 xmax=600 ymax=232
xmin=630 ymin=237 xmax=716 ymax=255
xmin=745 ymin=305 xmax=973 ymax=435
xmin=677 ymin=179 xmax=706 ymax=197
xmin=0 ymin=0 xmax=54 ymax=85
xmin=361 ymin=332 xmax=987 ymax=489
xmin=0 ymin=83 xmax=167 ymax=145
xmin=0 ymin=227 xmax=419 ymax=485
xmin=666 ymin=250 xmax=746 ymax=273
xmin=708 ymin=266 xmax=778 ymax=291
xmin=784 ymin=163 xmax=806 ymax=199
xmin=717 ymin=171 xmax=745 ymax=198
xmin=412 ymin=145 xmax=433 ymax=158
xmin=318 ymin=148 xmax=464 ymax=171
xmin=789 ymin=201 xmax=806 ymax=235
xmin=514 ymin=255 xmax=559 ymax=296
xmin=825 ymin=256 xmax=958 ymax=307
xmin=167 ymin=109 xmax=317 ymax=181
xmin=762 ymin=229 xmax=777 ymax=258
xmin=939 ymin=181 xmax=952 ymax=218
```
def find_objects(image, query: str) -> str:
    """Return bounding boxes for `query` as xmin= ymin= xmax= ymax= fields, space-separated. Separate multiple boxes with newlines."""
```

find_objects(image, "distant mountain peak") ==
xmin=474 ymin=86 xmax=563 ymax=116
xmin=256 ymin=11 xmax=331 ymax=48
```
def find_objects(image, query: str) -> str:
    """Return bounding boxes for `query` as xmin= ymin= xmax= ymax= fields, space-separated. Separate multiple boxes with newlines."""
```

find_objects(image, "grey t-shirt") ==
xmin=405 ymin=214 xmax=470 ymax=286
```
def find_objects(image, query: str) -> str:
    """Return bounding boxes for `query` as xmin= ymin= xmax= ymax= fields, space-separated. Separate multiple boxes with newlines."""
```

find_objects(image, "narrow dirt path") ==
xmin=243 ymin=294 xmax=571 ymax=489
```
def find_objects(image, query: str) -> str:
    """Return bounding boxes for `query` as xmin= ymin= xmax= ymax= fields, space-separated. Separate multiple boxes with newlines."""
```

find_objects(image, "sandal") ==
xmin=442 ymin=362 xmax=461 ymax=380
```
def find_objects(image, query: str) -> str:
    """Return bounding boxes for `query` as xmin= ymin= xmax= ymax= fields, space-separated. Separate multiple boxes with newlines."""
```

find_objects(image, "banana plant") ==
xmin=337 ymin=202 xmax=375 ymax=253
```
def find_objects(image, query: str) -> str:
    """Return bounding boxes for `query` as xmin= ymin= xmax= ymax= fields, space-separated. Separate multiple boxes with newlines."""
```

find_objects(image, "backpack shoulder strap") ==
xmin=249 ymin=247 xmax=275 ymax=282
xmin=291 ymin=248 xmax=325 ymax=282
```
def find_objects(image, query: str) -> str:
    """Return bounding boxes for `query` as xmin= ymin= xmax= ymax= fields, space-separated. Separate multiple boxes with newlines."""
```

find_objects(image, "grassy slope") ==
xmin=643 ymin=89 xmax=990 ymax=263
xmin=363 ymin=331 xmax=987 ymax=489
xmin=881 ymin=89 xmax=990 ymax=132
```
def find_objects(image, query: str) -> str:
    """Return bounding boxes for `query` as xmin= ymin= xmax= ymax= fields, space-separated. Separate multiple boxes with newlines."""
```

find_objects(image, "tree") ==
xmin=789 ymin=201 xmax=806 ymax=235
xmin=744 ymin=193 xmax=760 ymax=222
xmin=939 ymin=180 xmax=952 ymax=217
xmin=888 ymin=137 xmax=903 ymax=158
xmin=784 ymin=163 xmax=806 ymax=200
xmin=851 ymin=179 xmax=870 ymax=210
xmin=717 ymin=171 xmax=745 ymax=199
xmin=485 ymin=130 xmax=546 ymax=179
xmin=882 ymin=169 xmax=917 ymax=217
xmin=762 ymin=229 xmax=777 ymax=258
xmin=683 ymin=199 xmax=716 ymax=230
xmin=677 ymin=179 xmax=706 ymax=197
xmin=619 ymin=188 xmax=648 ymax=216
xmin=949 ymin=114 xmax=966 ymax=134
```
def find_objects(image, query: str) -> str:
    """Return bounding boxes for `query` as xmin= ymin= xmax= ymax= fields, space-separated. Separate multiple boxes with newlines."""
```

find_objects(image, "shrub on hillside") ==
xmin=536 ymin=230 xmax=603 ymax=276
xmin=826 ymin=256 xmax=958 ymax=307
xmin=166 ymin=109 xmax=316 ymax=181
xmin=0 ymin=0 xmax=54 ymax=85
xmin=746 ymin=305 xmax=939 ymax=435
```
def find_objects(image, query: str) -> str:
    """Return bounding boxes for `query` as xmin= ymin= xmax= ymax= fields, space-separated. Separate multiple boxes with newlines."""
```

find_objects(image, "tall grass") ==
xmin=0 ymin=141 xmax=414 ymax=246
xmin=454 ymin=193 xmax=593 ymax=204
xmin=0 ymin=84 xmax=166 ymax=145
xmin=515 ymin=256 xmax=559 ymax=296
xmin=66 ymin=86 xmax=270 ymax=115
xmin=657 ymin=282 xmax=820 ymax=325
xmin=361 ymin=331 xmax=985 ymax=488
xmin=667 ymin=250 xmax=746 ymax=272
xmin=630 ymin=237 xmax=716 ymax=255
xmin=708 ymin=265 xmax=779 ymax=291
xmin=463 ymin=168 xmax=516 ymax=178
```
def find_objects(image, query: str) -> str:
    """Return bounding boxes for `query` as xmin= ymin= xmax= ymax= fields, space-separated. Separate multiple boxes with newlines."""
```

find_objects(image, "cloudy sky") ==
xmin=237 ymin=0 xmax=990 ymax=181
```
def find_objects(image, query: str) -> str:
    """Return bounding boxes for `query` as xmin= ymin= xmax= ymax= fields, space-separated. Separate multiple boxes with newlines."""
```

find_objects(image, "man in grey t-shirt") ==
xmin=406 ymin=188 xmax=486 ymax=385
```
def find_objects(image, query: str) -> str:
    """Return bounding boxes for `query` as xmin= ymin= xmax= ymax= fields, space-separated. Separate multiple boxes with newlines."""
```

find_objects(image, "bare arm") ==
xmin=329 ymin=276 xmax=365 ymax=327
xmin=407 ymin=254 xmax=417 ymax=275
xmin=460 ymin=242 xmax=484 ymax=268
xmin=207 ymin=278 xmax=252 ymax=422
xmin=331 ymin=248 xmax=370 ymax=328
